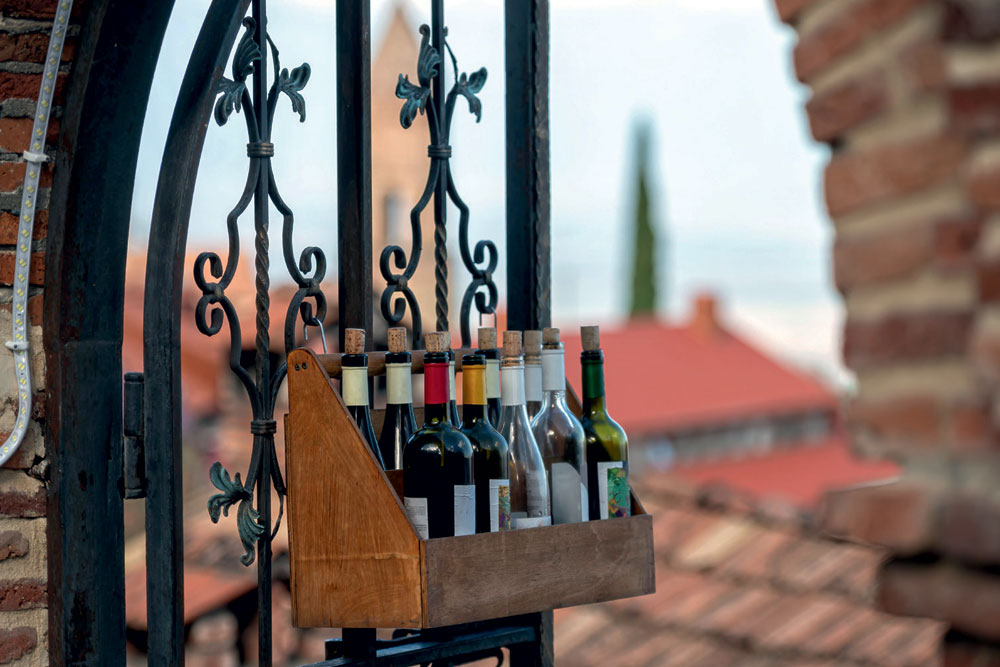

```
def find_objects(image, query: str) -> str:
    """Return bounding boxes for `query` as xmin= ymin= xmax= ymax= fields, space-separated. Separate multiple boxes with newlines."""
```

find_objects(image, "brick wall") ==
xmin=0 ymin=2 xmax=79 ymax=665
xmin=776 ymin=0 xmax=1000 ymax=664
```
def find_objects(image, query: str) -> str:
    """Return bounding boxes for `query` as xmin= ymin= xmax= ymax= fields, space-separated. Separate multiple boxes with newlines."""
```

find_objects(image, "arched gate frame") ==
xmin=45 ymin=0 xmax=551 ymax=665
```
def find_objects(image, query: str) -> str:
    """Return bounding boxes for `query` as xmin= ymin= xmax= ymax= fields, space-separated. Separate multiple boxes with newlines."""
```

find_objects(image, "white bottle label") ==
xmin=597 ymin=461 xmax=626 ymax=520
xmin=501 ymin=366 xmax=526 ymax=407
xmin=449 ymin=361 xmax=458 ymax=402
xmin=581 ymin=482 xmax=589 ymax=522
xmin=342 ymin=367 xmax=369 ymax=407
xmin=489 ymin=478 xmax=511 ymax=532
xmin=551 ymin=462 xmax=583 ymax=525
xmin=525 ymin=470 xmax=547 ymax=515
xmin=404 ymin=497 xmax=429 ymax=539
xmin=512 ymin=514 xmax=552 ymax=529
xmin=486 ymin=359 xmax=501 ymax=399
xmin=540 ymin=348 xmax=566 ymax=392
xmin=453 ymin=484 xmax=476 ymax=536
xmin=524 ymin=364 xmax=542 ymax=403
xmin=386 ymin=362 xmax=413 ymax=405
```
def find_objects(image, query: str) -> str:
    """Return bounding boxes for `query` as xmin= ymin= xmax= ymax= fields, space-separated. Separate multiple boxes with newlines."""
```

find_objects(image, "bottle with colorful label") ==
xmin=378 ymin=327 xmax=417 ymax=470
xmin=532 ymin=327 xmax=588 ymax=524
xmin=497 ymin=331 xmax=551 ymax=529
xmin=459 ymin=353 xmax=511 ymax=533
xmin=580 ymin=325 xmax=630 ymax=520
xmin=478 ymin=327 xmax=502 ymax=426
xmin=402 ymin=332 xmax=475 ymax=538
xmin=342 ymin=328 xmax=385 ymax=469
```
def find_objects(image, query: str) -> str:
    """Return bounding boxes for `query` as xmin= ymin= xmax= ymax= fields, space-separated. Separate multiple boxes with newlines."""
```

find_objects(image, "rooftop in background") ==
xmin=563 ymin=294 xmax=837 ymax=437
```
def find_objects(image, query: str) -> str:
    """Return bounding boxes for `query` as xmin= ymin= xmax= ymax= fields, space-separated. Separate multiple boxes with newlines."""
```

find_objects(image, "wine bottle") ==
xmin=478 ymin=327 xmax=502 ymax=426
xmin=402 ymin=331 xmax=476 ymax=538
xmin=496 ymin=331 xmax=551 ymax=529
xmin=342 ymin=328 xmax=386 ymax=469
xmin=580 ymin=326 xmax=630 ymax=520
xmin=524 ymin=330 xmax=543 ymax=420
xmin=378 ymin=327 xmax=416 ymax=470
xmin=532 ymin=327 xmax=588 ymax=524
xmin=459 ymin=353 xmax=511 ymax=533
xmin=447 ymin=348 xmax=462 ymax=427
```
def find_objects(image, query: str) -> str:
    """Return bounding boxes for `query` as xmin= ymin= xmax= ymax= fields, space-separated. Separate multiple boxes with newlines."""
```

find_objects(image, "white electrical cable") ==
xmin=0 ymin=0 xmax=74 ymax=466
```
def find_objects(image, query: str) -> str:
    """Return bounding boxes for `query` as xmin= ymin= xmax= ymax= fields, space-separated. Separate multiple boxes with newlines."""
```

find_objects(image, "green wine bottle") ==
xmin=460 ymin=353 xmax=511 ymax=533
xmin=580 ymin=325 xmax=630 ymax=520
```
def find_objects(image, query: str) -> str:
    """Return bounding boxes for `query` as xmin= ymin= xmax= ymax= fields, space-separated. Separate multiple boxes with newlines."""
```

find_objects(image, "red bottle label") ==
xmin=424 ymin=362 xmax=450 ymax=405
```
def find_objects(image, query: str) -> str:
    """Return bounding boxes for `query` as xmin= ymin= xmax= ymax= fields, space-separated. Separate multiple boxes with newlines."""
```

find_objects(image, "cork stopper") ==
xmin=387 ymin=327 xmax=408 ymax=354
xmin=524 ymin=330 xmax=543 ymax=355
xmin=581 ymin=325 xmax=601 ymax=352
xmin=425 ymin=331 xmax=448 ymax=353
xmin=344 ymin=328 xmax=366 ymax=355
xmin=478 ymin=326 xmax=497 ymax=350
xmin=543 ymin=327 xmax=560 ymax=345
xmin=502 ymin=330 xmax=523 ymax=361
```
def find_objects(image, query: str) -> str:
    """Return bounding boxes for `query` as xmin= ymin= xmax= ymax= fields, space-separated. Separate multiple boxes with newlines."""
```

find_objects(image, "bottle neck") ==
xmin=424 ymin=360 xmax=450 ymax=414
xmin=463 ymin=365 xmax=487 ymax=405
xmin=485 ymin=357 xmax=501 ymax=400
xmin=424 ymin=401 xmax=451 ymax=425
xmin=386 ymin=362 xmax=413 ymax=405
xmin=581 ymin=353 xmax=607 ymax=416
xmin=540 ymin=347 xmax=565 ymax=393
xmin=462 ymin=402 xmax=487 ymax=422
xmin=500 ymin=364 xmax=526 ymax=407
xmin=342 ymin=364 xmax=369 ymax=408
xmin=524 ymin=360 xmax=542 ymax=404
xmin=448 ymin=359 xmax=457 ymax=403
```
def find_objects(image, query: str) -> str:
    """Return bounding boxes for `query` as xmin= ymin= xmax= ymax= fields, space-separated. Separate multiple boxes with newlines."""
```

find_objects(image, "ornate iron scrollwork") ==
xmin=196 ymin=15 xmax=321 ymax=568
xmin=384 ymin=19 xmax=497 ymax=348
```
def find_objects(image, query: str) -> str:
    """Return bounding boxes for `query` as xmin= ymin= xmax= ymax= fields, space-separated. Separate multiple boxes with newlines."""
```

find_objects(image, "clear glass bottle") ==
xmin=342 ymin=328 xmax=385 ymax=469
xmin=459 ymin=353 xmax=511 ymax=532
xmin=532 ymin=327 xmax=588 ymax=524
xmin=402 ymin=332 xmax=475 ymax=538
xmin=478 ymin=327 xmax=502 ymax=426
xmin=496 ymin=331 xmax=550 ymax=529
xmin=580 ymin=325 xmax=630 ymax=520
xmin=524 ymin=330 xmax=544 ymax=420
xmin=378 ymin=327 xmax=416 ymax=470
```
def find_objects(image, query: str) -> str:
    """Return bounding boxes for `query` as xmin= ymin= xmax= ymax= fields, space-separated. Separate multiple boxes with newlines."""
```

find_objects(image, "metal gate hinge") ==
xmin=123 ymin=372 xmax=146 ymax=499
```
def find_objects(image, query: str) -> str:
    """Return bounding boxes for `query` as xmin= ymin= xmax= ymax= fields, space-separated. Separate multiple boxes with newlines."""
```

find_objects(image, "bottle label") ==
xmin=597 ymin=461 xmax=630 ymax=519
xmin=342 ymin=367 xmax=369 ymax=407
xmin=511 ymin=514 xmax=552 ymax=529
xmin=489 ymin=478 xmax=511 ymax=532
xmin=581 ymin=482 xmax=589 ymax=522
xmin=404 ymin=497 xmax=429 ymax=539
xmin=449 ymin=361 xmax=458 ymax=402
xmin=424 ymin=362 xmax=450 ymax=405
xmin=541 ymin=349 xmax=565 ymax=392
xmin=525 ymin=470 xmax=548 ymax=515
xmin=501 ymin=366 xmax=526 ymax=407
xmin=486 ymin=359 xmax=501 ymax=399
xmin=524 ymin=364 xmax=542 ymax=403
xmin=386 ymin=363 xmax=413 ymax=405
xmin=551 ymin=462 xmax=584 ymax=525
xmin=453 ymin=484 xmax=476 ymax=536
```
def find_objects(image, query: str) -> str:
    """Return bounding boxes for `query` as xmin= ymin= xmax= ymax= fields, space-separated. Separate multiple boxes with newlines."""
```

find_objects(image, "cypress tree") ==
xmin=629 ymin=121 xmax=658 ymax=317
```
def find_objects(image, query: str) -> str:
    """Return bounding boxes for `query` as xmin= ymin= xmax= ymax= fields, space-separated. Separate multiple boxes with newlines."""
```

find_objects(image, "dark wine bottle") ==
xmin=478 ymin=326 xmax=502 ymax=426
xmin=532 ymin=327 xmax=588 ymax=524
xmin=342 ymin=328 xmax=385 ymax=469
xmin=580 ymin=326 xmax=630 ymax=520
xmin=378 ymin=327 xmax=416 ymax=470
xmin=524 ymin=330 xmax=543 ymax=420
xmin=497 ymin=331 xmax=551 ymax=529
xmin=460 ymin=353 xmax=511 ymax=533
xmin=402 ymin=331 xmax=476 ymax=539
xmin=447 ymin=348 xmax=462 ymax=427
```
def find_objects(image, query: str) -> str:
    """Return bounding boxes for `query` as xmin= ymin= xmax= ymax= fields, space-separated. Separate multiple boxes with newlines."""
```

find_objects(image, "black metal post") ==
xmin=431 ymin=0 xmax=449 ymax=333
xmin=505 ymin=0 xmax=551 ymax=332
xmin=337 ymin=0 xmax=374 ymax=348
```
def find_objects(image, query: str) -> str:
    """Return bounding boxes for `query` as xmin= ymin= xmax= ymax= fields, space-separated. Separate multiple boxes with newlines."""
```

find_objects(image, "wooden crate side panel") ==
xmin=422 ymin=512 xmax=655 ymax=627
xmin=285 ymin=349 xmax=423 ymax=628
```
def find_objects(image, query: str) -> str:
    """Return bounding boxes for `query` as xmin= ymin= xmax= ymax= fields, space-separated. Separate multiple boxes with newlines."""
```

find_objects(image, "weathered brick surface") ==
xmin=0 ymin=531 xmax=27 ymax=561
xmin=0 ymin=625 xmax=36 ymax=664
xmin=849 ymin=395 xmax=943 ymax=447
xmin=807 ymin=69 xmax=888 ymax=143
xmin=0 ymin=210 xmax=47 ymax=244
xmin=843 ymin=310 xmax=973 ymax=368
xmin=833 ymin=224 xmax=932 ymax=291
xmin=0 ymin=251 xmax=45 ymax=287
xmin=0 ymin=578 xmax=44 ymax=611
xmin=0 ymin=472 xmax=44 ymax=519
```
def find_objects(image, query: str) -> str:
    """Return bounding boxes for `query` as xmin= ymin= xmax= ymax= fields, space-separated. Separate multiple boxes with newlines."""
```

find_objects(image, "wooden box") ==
xmin=284 ymin=348 xmax=655 ymax=629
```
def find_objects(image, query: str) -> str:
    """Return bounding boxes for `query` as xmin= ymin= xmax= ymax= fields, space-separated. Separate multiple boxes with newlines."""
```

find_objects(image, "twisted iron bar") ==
xmin=388 ymin=16 xmax=497 ymax=348
xmin=196 ymin=15 xmax=321 ymax=573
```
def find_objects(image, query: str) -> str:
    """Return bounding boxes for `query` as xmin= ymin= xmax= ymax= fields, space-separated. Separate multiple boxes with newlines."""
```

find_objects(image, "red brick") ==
xmin=0 ymin=294 xmax=44 ymax=327
xmin=899 ymin=39 xmax=947 ymax=95
xmin=943 ymin=637 xmax=1000 ymax=667
xmin=849 ymin=394 xmax=944 ymax=446
xmin=0 ymin=579 xmax=45 ymax=611
xmin=0 ymin=251 xmax=45 ymax=287
xmin=939 ymin=494 xmax=1000 ymax=564
xmin=773 ymin=0 xmax=818 ymax=23
xmin=0 ymin=484 xmax=44 ymax=518
xmin=825 ymin=133 xmax=966 ymax=217
xmin=3 ymin=0 xmax=86 ymax=21
xmin=966 ymin=158 xmax=1000 ymax=209
xmin=0 ymin=531 xmax=27 ymax=561
xmin=807 ymin=69 xmax=888 ymax=142
xmin=0 ymin=162 xmax=53 ymax=193
xmin=0 ymin=71 xmax=66 ymax=101
xmin=833 ymin=224 xmax=932 ymax=291
xmin=821 ymin=482 xmax=937 ymax=554
xmin=0 ymin=119 xmax=32 ymax=155
xmin=951 ymin=85 xmax=1000 ymax=136
xmin=794 ymin=0 xmax=928 ymax=82
xmin=0 ymin=33 xmax=48 ymax=64
xmin=935 ymin=213 xmax=981 ymax=268
xmin=978 ymin=261 xmax=1000 ymax=301
xmin=879 ymin=561 xmax=1000 ymax=641
xmin=843 ymin=310 xmax=973 ymax=368
xmin=0 ymin=210 xmax=48 ymax=245
xmin=0 ymin=626 xmax=36 ymax=664
xmin=947 ymin=401 xmax=994 ymax=448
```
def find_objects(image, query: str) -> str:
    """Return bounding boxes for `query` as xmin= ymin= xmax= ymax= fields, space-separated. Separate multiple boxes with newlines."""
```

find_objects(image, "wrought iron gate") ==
xmin=132 ymin=0 xmax=553 ymax=665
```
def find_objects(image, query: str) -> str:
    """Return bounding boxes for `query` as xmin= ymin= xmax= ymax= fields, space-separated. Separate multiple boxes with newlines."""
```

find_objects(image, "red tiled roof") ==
xmin=669 ymin=437 xmax=900 ymax=507
xmin=554 ymin=476 xmax=944 ymax=666
xmin=561 ymin=312 xmax=837 ymax=437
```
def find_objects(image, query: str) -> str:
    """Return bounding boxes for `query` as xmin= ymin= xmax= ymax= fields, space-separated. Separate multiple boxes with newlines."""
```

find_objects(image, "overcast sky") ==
xmin=129 ymin=0 xmax=846 ymax=386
